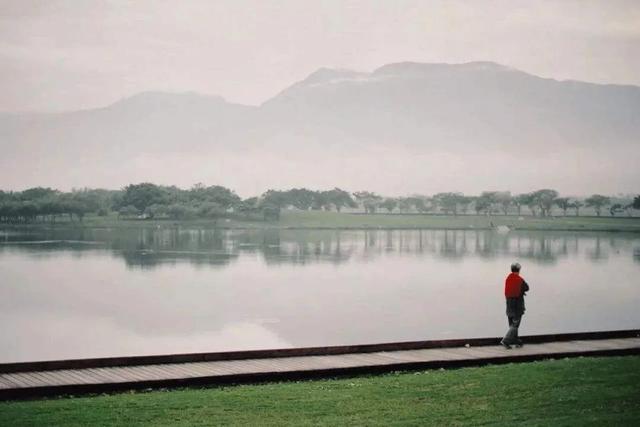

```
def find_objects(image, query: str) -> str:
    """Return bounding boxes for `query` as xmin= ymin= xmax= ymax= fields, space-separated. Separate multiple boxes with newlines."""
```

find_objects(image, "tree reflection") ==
xmin=0 ymin=227 xmax=637 ymax=269
xmin=586 ymin=236 xmax=609 ymax=262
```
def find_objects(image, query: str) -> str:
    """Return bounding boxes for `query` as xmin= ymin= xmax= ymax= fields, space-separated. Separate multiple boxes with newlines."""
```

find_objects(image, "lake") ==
xmin=1 ymin=227 xmax=639 ymax=363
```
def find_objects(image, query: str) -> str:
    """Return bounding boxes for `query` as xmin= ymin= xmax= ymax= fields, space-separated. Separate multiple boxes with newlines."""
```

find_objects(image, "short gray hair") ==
xmin=511 ymin=262 xmax=521 ymax=272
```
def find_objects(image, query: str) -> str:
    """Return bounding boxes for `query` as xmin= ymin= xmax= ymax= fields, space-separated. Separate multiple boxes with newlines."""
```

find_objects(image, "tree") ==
xmin=311 ymin=191 xmax=330 ymax=211
xmin=623 ymin=203 xmax=634 ymax=217
xmin=284 ymin=188 xmax=316 ymax=211
xmin=569 ymin=200 xmax=584 ymax=216
xmin=514 ymin=193 xmax=532 ymax=216
xmin=433 ymin=192 xmax=463 ymax=216
xmin=379 ymin=198 xmax=398 ymax=213
xmin=197 ymin=202 xmax=225 ymax=219
xmin=260 ymin=190 xmax=289 ymax=209
xmin=323 ymin=188 xmax=356 ymax=212
xmin=585 ymin=194 xmax=610 ymax=217
xmin=493 ymin=192 xmax=512 ymax=215
xmin=414 ymin=197 xmax=431 ymax=213
xmin=475 ymin=192 xmax=504 ymax=215
xmin=58 ymin=191 xmax=100 ymax=221
xmin=121 ymin=183 xmax=168 ymax=212
xmin=474 ymin=196 xmax=491 ymax=215
xmin=118 ymin=205 xmax=139 ymax=219
xmin=531 ymin=189 xmax=558 ymax=217
xmin=18 ymin=201 xmax=39 ymax=222
xmin=262 ymin=205 xmax=280 ymax=221
xmin=457 ymin=196 xmax=474 ymax=215
xmin=554 ymin=197 xmax=571 ymax=216
xmin=20 ymin=187 xmax=58 ymax=201
xmin=352 ymin=191 xmax=382 ymax=214
xmin=236 ymin=197 xmax=259 ymax=216
xmin=189 ymin=184 xmax=240 ymax=209
xmin=633 ymin=195 xmax=640 ymax=210
xmin=609 ymin=203 xmax=623 ymax=216
xmin=166 ymin=203 xmax=196 ymax=220
xmin=397 ymin=197 xmax=413 ymax=213
xmin=145 ymin=204 xmax=167 ymax=219
xmin=403 ymin=196 xmax=430 ymax=213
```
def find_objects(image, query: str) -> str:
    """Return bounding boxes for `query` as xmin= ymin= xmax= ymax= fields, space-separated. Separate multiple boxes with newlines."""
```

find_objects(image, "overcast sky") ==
xmin=1 ymin=0 xmax=639 ymax=112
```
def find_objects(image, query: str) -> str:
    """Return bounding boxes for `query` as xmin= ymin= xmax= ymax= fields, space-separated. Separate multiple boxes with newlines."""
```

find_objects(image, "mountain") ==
xmin=1 ymin=62 xmax=639 ymax=196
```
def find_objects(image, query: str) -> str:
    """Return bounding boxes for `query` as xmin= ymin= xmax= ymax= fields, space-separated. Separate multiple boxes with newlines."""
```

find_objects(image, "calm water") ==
xmin=1 ymin=227 xmax=639 ymax=363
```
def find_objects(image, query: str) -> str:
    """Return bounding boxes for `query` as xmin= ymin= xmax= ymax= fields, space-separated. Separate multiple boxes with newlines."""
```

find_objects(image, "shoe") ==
xmin=500 ymin=340 xmax=512 ymax=349
xmin=515 ymin=340 xmax=524 ymax=348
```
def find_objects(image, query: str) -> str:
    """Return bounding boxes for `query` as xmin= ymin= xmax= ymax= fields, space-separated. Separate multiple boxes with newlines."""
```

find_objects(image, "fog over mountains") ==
xmin=2 ymin=61 xmax=639 ymax=196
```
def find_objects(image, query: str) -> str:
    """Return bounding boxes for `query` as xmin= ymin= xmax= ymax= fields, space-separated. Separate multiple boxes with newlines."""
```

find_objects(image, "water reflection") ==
xmin=0 ymin=228 xmax=637 ymax=268
xmin=0 ymin=227 xmax=638 ymax=363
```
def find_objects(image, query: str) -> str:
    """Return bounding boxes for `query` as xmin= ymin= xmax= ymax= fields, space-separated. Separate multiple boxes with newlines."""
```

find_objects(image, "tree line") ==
xmin=358 ymin=190 xmax=638 ymax=217
xmin=0 ymin=184 xmax=638 ymax=224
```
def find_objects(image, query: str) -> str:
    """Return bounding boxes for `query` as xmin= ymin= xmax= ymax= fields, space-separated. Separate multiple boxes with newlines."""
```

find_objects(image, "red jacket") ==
xmin=505 ymin=272 xmax=527 ymax=298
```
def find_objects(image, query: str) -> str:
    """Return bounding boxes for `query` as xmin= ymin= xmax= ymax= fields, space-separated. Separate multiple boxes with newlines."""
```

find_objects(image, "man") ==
xmin=500 ymin=262 xmax=530 ymax=349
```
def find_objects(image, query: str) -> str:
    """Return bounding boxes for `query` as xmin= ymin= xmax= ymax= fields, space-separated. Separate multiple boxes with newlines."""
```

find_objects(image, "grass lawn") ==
xmin=1 ymin=356 xmax=639 ymax=426
xmin=274 ymin=211 xmax=640 ymax=231
xmin=5 ymin=211 xmax=640 ymax=232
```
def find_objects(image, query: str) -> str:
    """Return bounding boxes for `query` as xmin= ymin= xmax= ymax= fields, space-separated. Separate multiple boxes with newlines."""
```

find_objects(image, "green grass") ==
xmin=2 ymin=356 xmax=639 ymax=426
xmin=4 ymin=211 xmax=640 ymax=232
xmin=274 ymin=211 xmax=640 ymax=231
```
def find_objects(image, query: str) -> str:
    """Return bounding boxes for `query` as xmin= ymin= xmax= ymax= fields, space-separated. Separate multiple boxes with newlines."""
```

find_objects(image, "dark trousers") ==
xmin=503 ymin=315 xmax=523 ymax=344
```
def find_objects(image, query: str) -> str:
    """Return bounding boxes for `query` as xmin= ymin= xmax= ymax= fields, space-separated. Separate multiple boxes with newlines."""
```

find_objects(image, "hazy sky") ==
xmin=1 ymin=0 xmax=639 ymax=112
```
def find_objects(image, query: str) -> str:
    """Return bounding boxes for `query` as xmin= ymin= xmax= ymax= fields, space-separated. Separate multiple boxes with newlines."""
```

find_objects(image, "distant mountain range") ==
xmin=1 ymin=61 xmax=639 ymax=196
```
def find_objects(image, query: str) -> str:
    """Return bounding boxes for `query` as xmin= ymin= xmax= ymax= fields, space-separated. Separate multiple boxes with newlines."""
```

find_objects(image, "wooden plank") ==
xmin=116 ymin=367 xmax=157 ymax=382
xmin=405 ymin=348 xmax=469 ymax=361
xmin=534 ymin=342 xmax=583 ymax=354
xmin=101 ymin=367 xmax=144 ymax=382
xmin=189 ymin=362 xmax=234 ymax=376
xmin=82 ymin=368 xmax=122 ymax=383
xmin=211 ymin=360 xmax=264 ymax=375
xmin=146 ymin=363 xmax=201 ymax=379
xmin=569 ymin=338 xmax=640 ymax=352
xmin=337 ymin=353 xmax=396 ymax=366
xmin=28 ymin=370 xmax=78 ymax=386
xmin=23 ymin=371 xmax=61 ymax=387
xmin=241 ymin=358 xmax=286 ymax=372
xmin=8 ymin=373 xmax=46 ymax=388
xmin=0 ymin=376 xmax=18 ymax=389
xmin=157 ymin=364 xmax=203 ymax=378
xmin=174 ymin=363 xmax=222 ymax=377
xmin=268 ymin=356 xmax=324 ymax=370
xmin=1 ymin=336 xmax=638 ymax=400
xmin=227 ymin=359 xmax=278 ymax=373
xmin=88 ymin=367 xmax=137 ymax=383
xmin=2 ymin=373 xmax=39 ymax=388
xmin=59 ymin=369 xmax=106 ymax=384
xmin=54 ymin=369 xmax=97 ymax=385
xmin=282 ymin=357 xmax=330 ymax=371
xmin=125 ymin=366 xmax=170 ymax=381
xmin=30 ymin=371 xmax=76 ymax=387
xmin=134 ymin=364 xmax=178 ymax=377
xmin=3 ymin=329 xmax=637 ymax=374
xmin=455 ymin=346 xmax=503 ymax=356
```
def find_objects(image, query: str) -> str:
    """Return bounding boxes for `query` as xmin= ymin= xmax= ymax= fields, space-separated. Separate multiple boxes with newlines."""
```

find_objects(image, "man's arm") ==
xmin=521 ymin=279 xmax=530 ymax=295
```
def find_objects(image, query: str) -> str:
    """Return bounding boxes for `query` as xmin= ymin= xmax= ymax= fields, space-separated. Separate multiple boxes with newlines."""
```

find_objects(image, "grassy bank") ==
xmin=1 ymin=356 xmax=638 ymax=426
xmin=3 ymin=211 xmax=640 ymax=232
xmin=275 ymin=211 xmax=640 ymax=231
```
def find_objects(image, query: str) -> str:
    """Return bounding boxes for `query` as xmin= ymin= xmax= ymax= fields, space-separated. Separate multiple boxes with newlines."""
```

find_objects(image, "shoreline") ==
xmin=2 ymin=211 xmax=640 ymax=233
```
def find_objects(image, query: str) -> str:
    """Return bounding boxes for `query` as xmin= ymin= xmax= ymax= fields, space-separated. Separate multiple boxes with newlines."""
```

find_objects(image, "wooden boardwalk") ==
xmin=1 ymin=330 xmax=638 ymax=400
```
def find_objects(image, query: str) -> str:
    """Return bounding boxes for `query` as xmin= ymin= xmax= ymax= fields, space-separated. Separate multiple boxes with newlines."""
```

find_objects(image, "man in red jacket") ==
xmin=500 ymin=262 xmax=530 ymax=349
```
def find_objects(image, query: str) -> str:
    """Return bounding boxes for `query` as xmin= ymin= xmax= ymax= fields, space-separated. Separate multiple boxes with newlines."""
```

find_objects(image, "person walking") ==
xmin=500 ymin=262 xmax=529 ymax=349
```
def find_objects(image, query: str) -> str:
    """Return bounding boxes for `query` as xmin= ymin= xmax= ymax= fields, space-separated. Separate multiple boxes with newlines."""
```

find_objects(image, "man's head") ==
xmin=511 ymin=262 xmax=521 ymax=273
